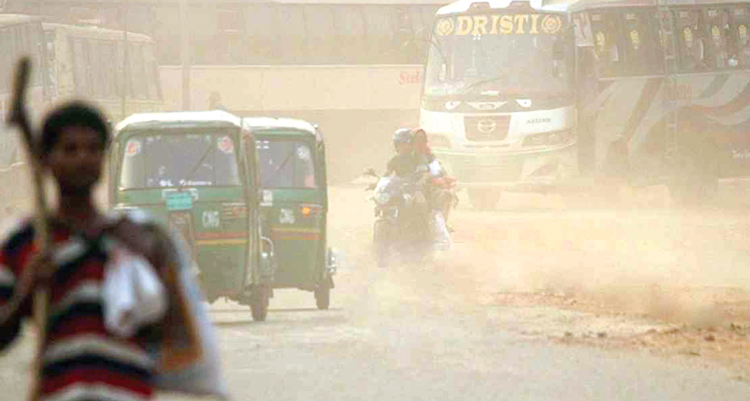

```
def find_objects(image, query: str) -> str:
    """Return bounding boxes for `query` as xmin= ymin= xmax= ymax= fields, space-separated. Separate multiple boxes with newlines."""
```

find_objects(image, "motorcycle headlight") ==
xmin=375 ymin=191 xmax=391 ymax=205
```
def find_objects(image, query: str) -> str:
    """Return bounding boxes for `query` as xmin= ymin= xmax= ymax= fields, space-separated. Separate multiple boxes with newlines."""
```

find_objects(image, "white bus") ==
xmin=0 ymin=14 xmax=163 ymax=166
xmin=421 ymin=0 xmax=750 ymax=207
xmin=0 ymin=14 xmax=163 ymax=216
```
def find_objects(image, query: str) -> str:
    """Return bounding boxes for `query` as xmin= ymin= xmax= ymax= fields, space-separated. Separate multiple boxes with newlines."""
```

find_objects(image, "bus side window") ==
xmin=71 ymin=38 xmax=91 ymax=96
xmin=130 ymin=44 xmax=148 ymax=99
xmin=304 ymin=5 xmax=338 ymax=64
xmin=245 ymin=4 xmax=276 ymax=64
xmin=0 ymin=28 xmax=11 ymax=93
xmin=333 ymin=5 xmax=367 ymax=64
xmin=143 ymin=44 xmax=161 ymax=100
xmin=705 ymin=8 xmax=730 ymax=69
xmin=590 ymin=13 xmax=622 ymax=77
xmin=101 ymin=43 xmax=118 ymax=98
xmin=622 ymin=12 xmax=658 ymax=75
xmin=275 ymin=5 xmax=307 ymax=64
xmin=90 ymin=41 xmax=107 ymax=99
xmin=676 ymin=9 xmax=707 ymax=72
xmin=363 ymin=5 xmax=396 ymax=64
xmin=730 ymin=7 xmax=750 ymax=67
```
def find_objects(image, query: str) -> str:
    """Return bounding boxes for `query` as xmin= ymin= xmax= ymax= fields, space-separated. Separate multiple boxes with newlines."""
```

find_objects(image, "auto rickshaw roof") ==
xmin=242 ymin=117 xmax=323 ymax=143
xmin=115 ymin=111 xmax=244 ymax=136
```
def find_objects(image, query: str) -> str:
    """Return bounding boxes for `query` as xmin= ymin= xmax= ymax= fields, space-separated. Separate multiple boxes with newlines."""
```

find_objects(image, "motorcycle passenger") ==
xmin=412 ymin=128 xmax=454 ymax=250
xmin=413 ymin=128 xmax=456 ymax=218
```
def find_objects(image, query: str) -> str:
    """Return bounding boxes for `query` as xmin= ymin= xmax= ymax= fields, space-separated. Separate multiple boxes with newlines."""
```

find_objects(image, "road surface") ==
xmin=1 ymin=185 xmax=749 ymax=400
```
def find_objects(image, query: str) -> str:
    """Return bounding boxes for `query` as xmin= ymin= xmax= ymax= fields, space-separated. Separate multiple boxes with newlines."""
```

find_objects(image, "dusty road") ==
xmin=1 ymin=185 xmax=750 ymax=400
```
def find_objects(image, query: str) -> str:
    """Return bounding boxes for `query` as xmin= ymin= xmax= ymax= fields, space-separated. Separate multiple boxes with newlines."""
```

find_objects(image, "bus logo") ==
xmin=477 ymin=119 xmax=497 ymax=134
xmin=436 ymin=18 xmax=455 ymax=36
xmin=541 ymin=15 xmax=562 ymax=35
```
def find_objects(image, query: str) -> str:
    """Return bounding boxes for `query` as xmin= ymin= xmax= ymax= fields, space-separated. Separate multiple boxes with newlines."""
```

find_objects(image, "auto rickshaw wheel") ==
xmin=250 ymin=287 xmax=270 ymax=321
xmin=315 ymin=286 xmax=330 ymax=310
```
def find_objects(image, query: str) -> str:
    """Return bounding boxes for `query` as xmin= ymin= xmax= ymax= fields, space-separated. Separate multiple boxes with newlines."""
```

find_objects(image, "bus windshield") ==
xmin=424 ymin=13 xmax=572 ymax=98
xmin=119 ymin=132 xmax=241 ymax=189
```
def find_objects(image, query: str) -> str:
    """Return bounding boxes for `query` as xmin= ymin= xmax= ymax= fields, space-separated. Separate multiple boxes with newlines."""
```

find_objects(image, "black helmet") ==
xmin=393 ymin=128 xmax=413 ymax=145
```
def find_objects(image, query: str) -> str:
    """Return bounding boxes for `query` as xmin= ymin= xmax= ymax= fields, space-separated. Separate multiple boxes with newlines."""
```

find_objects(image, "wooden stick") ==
xmin=7 ymin=57 xmax=53 ymax=401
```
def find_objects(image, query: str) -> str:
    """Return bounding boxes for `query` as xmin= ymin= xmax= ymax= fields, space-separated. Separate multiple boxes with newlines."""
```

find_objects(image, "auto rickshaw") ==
xmin=243 ymin=118 xmax=336 ymax=309
xmin=109 ymin=111 xmax=274 ymax=321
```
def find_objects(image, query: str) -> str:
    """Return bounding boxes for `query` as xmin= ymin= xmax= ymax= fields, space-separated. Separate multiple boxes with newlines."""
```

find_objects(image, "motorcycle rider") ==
xmin=385 ymin=128 xmax=419 ymax=177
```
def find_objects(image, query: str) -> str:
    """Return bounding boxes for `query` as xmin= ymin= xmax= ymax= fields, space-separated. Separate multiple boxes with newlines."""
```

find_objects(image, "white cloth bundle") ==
xmin=102 ymin=242 xmax=168 ymax=338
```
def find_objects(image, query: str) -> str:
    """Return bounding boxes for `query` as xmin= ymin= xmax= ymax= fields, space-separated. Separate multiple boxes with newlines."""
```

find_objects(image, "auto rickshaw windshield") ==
xmin=119 ymin=132 xmax=241 ymax=189
xmin=257 ymin=139 xmax=317 ymax=189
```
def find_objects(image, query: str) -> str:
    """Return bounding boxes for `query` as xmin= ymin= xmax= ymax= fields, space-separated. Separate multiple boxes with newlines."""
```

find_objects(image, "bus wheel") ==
xmin=250 ymin=287 xmax=270 ymax=321
xmin=469 ymin=189 xmax=501 ymax=210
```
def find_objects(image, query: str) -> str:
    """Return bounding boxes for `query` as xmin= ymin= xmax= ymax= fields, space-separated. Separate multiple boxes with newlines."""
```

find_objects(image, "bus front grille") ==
xmin=464 ymin=116 xmax=511 ymax=142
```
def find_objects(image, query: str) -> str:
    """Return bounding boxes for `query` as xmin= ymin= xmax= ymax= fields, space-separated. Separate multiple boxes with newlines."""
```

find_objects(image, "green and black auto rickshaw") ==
xmin=109 ymin=111 xmax=274 ymax=321
xmin=243 ymin=118 xmax=336 ymax=309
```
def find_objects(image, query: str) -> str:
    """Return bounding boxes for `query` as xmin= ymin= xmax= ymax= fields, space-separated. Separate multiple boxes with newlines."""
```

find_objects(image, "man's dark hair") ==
xmin=41 ymin=101 xmax=110 ymax=155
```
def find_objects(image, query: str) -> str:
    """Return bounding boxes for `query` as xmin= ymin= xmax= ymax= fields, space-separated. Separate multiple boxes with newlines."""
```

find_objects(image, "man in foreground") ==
xmin=0 ymin=102 xmax=194 ymax=401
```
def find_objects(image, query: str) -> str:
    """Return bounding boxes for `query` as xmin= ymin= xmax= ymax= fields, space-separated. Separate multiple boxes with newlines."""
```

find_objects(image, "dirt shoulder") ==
xmin=488 ymin=287 xmax=750 ymax=376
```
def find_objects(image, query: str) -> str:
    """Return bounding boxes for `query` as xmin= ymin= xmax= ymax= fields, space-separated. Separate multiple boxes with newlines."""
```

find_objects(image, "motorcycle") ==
xmin=365 ymin=168 xmax=434 ymax=268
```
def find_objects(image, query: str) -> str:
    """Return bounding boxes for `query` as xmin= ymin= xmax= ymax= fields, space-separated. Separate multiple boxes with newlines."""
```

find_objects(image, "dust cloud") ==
xmin=330 ymin=184 xmax=750 ymax=336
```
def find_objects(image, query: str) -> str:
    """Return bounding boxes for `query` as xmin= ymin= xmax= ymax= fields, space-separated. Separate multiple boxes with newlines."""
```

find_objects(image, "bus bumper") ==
xmin=436 ymin=143 xmax=578 ymax=192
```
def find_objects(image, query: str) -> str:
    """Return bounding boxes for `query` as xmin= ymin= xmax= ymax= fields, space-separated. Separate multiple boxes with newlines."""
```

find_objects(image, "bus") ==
xmin=0 ymin=14 xmax=163 ymax=217
xmin=0 ymin=14 xmax=163 ymax=166
xmin=420 ymin=0 xmax=750 ymax=207
xmin=42 ymin=22 xmax=163 ymax=122
xmin=3 ymin=0 xmax=447 ymax=182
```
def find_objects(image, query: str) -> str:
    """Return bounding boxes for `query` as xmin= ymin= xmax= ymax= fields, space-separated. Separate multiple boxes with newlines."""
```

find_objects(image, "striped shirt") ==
xmin=0 ymin=220 xmax=159 ymax=401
